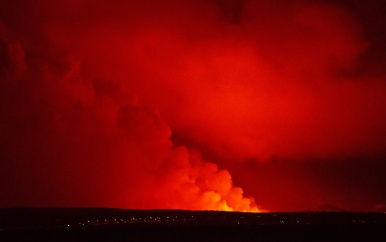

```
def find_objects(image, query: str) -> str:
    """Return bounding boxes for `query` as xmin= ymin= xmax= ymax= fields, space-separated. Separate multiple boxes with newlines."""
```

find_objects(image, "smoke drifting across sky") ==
xmin=1 ymin=0 xmax=386 ymax=212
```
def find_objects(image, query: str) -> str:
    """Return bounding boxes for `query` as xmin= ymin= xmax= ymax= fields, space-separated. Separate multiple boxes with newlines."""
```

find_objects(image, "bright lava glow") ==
xmin=0 ymin=0 xmax=386 ymax=212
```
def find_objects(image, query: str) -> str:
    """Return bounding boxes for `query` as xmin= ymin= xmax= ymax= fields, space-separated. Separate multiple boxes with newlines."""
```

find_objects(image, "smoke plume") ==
xmin=1 ymin=0 xmax=386 ymax=211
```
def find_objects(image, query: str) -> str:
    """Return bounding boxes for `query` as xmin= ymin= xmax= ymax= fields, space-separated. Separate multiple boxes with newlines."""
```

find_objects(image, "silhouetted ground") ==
xmin=1 ymin=208 xmax=385 ymax=241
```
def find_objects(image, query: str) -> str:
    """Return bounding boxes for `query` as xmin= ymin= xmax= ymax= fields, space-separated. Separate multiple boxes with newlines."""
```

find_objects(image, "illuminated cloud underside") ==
xmin=0 ymin=0 xmax=386 ymax=212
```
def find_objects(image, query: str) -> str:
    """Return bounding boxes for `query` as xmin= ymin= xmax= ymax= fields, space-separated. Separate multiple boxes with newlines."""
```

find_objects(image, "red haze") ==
xmin=1 ymin=0 xmax=386 ymax=212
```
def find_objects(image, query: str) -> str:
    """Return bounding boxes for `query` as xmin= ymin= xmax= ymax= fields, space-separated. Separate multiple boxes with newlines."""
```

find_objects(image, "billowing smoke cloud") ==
xmin=0 ymin=3 xmax=260 ymax=211
xmin=1 ymin=0 xmax=386 ymax=211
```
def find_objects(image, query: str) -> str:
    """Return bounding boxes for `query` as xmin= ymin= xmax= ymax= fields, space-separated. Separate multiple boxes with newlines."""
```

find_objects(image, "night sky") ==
xmin=1 ymin=0 xmax=386 ymax=212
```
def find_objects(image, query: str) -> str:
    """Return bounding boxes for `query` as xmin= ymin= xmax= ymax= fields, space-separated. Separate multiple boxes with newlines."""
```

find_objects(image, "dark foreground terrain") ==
xmin=1 ymin=208 xmax=385 ymax=241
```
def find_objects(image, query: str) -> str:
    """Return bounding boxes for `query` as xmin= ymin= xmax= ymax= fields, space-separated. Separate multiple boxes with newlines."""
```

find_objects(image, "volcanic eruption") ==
xmin=1 ymin=0 xmax=386 ymax=212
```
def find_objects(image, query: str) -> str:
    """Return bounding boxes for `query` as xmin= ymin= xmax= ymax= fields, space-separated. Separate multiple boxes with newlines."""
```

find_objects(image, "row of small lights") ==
xmin=66 ymin=215 xmax=196 ymax=227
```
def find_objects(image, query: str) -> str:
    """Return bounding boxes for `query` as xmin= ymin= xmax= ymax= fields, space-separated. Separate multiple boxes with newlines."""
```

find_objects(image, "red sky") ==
xmin=1 ymin=0 xmax=386 ymax=212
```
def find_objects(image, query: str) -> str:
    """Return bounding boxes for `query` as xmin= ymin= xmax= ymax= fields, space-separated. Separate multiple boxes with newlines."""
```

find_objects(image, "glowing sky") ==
xmin=1 ymin=0 xmax=386 ymax=212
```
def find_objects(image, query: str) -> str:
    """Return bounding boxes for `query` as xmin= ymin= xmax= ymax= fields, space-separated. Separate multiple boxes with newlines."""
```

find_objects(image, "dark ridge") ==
xmin=1 ymin=207 xmax=385 ymax=241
